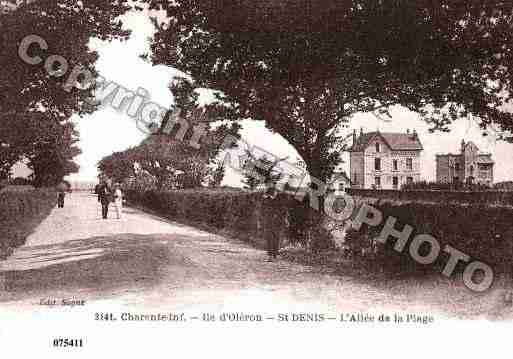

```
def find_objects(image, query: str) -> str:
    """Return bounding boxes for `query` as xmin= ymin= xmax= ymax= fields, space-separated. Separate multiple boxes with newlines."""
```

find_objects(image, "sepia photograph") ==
xmin=1 ymin=0 xmax=513 ymax=357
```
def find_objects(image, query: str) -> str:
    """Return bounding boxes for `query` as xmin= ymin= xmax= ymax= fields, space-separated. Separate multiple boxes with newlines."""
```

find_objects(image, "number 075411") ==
xmin=52 ymin=338 xmax=84 ymax=348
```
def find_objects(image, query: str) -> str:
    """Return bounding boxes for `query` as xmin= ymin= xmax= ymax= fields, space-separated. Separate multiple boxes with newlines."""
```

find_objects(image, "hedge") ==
xmin=347 ymin=188 xmax=513 ymax=206
xmin=0 ymin=189 xmax=57 ymax=259
xmin=125 ymin=188 xmax=333 ymax=250
xmin=345 ymin=199 xmax=513 ymax=280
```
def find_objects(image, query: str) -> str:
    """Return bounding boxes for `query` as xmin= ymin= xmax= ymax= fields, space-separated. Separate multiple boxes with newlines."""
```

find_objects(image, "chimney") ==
xmin=461 ymin=139 xmax=466 ymax=153
xmin=412 ymin=129 xmax=417 ymax=138
xmin=406 ymin=129 xmax=410 ymax=134
xmin=353 ymin=129 xmax=357 ymax=146
xmin=360 ymin=127 xmax=364 ymax=136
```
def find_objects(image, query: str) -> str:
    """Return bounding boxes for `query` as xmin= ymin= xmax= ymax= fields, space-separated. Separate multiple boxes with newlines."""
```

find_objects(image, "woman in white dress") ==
xmin=113 ymin=183 xmax=124 ymax=220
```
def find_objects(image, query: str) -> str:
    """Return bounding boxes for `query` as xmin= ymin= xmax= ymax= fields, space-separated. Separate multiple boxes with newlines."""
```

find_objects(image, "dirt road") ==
xmin=0 ymin=192 xmax=510 ymax=319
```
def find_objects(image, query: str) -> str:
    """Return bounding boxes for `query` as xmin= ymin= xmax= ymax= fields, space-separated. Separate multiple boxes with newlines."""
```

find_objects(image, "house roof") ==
xmin=330 ymin=171 xmax=351 ymax=184
xmin=477 ymin=157 xmax=495 ymax=164
xmin=437 ymin=141 xmax=494 ymax=160
xmin=463 ymin=141 xmax=480 ymax=151
xmin=350 ymin=132 xmax=423 ymax=152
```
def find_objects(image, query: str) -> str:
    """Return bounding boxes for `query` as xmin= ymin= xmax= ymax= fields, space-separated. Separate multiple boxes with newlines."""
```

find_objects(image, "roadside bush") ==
xmin=0 ymin=179 xmax=8 ymax=191
xmin=401 ymin=180 xmax=491 ymax=192
xmin=345 ymin=199 xmax=513 ymax=279
xmin=287 ymin=198 xmax=311 ymax=246
xmin=348 ymin=188 xmax=513 ymax=206
xmin=0 ymin=189 xmax=57 ymax=259
xmin=494 ymin=181 xmax=513 ymax=191
xmin=125 ymin=188 xmax=332 ymax=250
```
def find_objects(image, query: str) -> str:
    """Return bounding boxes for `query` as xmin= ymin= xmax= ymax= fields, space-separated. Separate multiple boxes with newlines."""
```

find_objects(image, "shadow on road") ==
xmin=0 ymin=234 xmax=189 ymax=303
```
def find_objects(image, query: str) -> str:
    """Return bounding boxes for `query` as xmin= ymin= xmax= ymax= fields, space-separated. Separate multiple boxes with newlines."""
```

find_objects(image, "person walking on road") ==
xmin=56 ymin=182 xmax=68 ymax=208
xmin=252 ymin=155 xmax=289 ymax=262
xmin=261 ymin=185 xmax=288 ymax=262
xmin=97 ymin=181 xmax=112 ymax=219
xmin=113 ymin=183 xmax=124 ymax=220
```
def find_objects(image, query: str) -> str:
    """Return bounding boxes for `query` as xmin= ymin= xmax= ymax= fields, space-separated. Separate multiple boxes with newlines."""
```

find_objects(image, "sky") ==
xmin=64 ymin=10 xmax=513 ymax=186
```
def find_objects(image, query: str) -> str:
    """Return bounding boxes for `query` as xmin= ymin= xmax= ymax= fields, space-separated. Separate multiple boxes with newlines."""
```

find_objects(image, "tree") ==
xmin=143 ymin=0 xmax=513 ymax=185
xmin=1 ymin=0 xmax=130 ymax=115
xmin=0 ymin=135 xmax=23 ymax=180
xmin=98 ymin=149 xmax=138 ymax=185
xmin=23 ymin=113 xmax=81 ymax=187
xmin=209 ymin=160 xmax=225 ymax=188
xmin=98 ymin=77 xmax=241 ymax=189
xmin=1 ymin=1 xmax=131 ymax=184
xmin=0 ymin=111 xmax=30 ymax=180
xmin=0 ymin=111 xmax=81 ymax=186
xmin=241 ymin=149 xmax=287 ymax=191
xmin=140 ymin=77 xmax=241 ymax=189
xmin=133 ymin=137 xmax=190 ymax=189
xmin=241 ymin=166 xmax=261 ymax=191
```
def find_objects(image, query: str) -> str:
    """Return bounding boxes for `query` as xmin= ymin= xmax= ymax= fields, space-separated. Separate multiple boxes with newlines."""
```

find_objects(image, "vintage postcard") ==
xmin=1 ymin=1 xmax=512 ymax=357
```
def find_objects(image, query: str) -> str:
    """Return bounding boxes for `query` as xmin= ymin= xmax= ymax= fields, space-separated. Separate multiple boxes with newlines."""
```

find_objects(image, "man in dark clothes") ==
xmin=57 ymin=192 xmax=65 ymax=208
xmin=248 ymin=155 xmax=289 ymax=261
xmin=56 ymin=182 xmax=67 ymax=208
xmin=97 ymin=181 xmax=112 ymax=219
xmin=261 ymin=185 xmax=287 ymax=261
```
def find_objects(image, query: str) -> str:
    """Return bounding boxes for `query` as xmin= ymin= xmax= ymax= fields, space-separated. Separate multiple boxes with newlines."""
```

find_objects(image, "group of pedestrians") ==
xmin=55 ymin=180 xmax=125 ymax=220
xmin=96 ymin=181 xmax=124 ymax=220
xmin=57 ymin=177 xmax=284 ymax=261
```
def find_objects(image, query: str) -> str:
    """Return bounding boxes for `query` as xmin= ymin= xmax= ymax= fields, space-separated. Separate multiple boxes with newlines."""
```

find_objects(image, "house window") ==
xmin=392 ymin=176 xmax=398 ymax=189
xmin=375 ymin=176 xmax=381 ymax=188
xmin=338 ymin=182 xmax=345 ymax=191
xmin=406 ymin=158 xmax=413 ymax=171
xmin=479 ymin=165 xmax=489 ymax=178
xmin=455 ymin=163 xmax=460 ymax=171
xmin=407 ymin=177 xmax=413 ymax=185
xmin=375 ymin=142 xmax=380 ymax=153
xmin=393 ymin=159 xmax=398 ymax=171
xmin=375 ymin=158 xmax=381 ymax=171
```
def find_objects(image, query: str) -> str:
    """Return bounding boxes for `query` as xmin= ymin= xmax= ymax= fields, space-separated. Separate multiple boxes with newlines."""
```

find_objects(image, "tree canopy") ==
xmin=1 ymin=0 xmax=130 ymax=116
xmin=143 ymin=0 xmax=513 ymax=182
xmin=98 ymin=78 xmax=241 ymax=189
xmin=0 ymin=0 xmax=131 ymax=183
xmin=241 ymin=149 xmax=288 ymax=190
